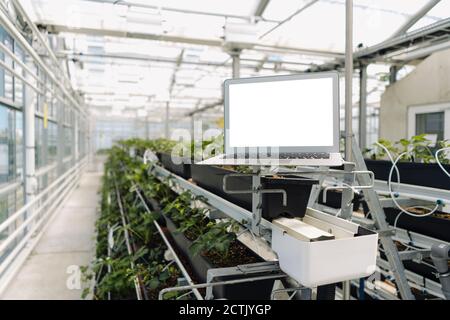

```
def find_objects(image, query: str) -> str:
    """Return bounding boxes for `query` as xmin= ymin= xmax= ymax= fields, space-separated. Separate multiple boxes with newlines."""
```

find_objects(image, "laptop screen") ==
xmin=227 ymin=76 xmax=335 ymax=149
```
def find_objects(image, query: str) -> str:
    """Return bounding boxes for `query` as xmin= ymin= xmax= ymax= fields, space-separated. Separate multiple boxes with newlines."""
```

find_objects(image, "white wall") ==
xmin=380 ymin=48 xmax=450 ymax=142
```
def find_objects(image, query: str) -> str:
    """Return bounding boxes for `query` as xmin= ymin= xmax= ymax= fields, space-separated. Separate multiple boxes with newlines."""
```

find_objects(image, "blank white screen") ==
xmin=228 ymin=77 xmax=334 ymax=147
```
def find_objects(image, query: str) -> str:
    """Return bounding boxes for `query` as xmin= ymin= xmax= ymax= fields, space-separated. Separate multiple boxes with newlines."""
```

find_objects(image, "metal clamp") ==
xmin=222 ymin=173 xmax=288 ymax=206
xmin=322 ymin=170 xmax=375 ymax=203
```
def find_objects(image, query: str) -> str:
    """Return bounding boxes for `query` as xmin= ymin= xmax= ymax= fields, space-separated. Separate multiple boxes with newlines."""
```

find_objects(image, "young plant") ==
xmin=189 ymin=220 xmax=240 ymax=258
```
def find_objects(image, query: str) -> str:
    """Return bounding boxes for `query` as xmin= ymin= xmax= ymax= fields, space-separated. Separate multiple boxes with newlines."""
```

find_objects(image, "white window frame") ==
xmin=407 ymin=102 xmax=450 ymax=140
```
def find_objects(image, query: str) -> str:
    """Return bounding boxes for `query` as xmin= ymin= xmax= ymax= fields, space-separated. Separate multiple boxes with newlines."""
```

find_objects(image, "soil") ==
xmin=202 ymin=241 xmax=261 ymax=268
xmin=402 ymin=207 xmax=450 ymax=219
xmin=166 ymin=214 xmax=261 ymax=268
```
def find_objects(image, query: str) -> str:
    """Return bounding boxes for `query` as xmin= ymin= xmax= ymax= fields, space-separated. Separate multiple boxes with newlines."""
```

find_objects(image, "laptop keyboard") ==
xmin=223 ymin=152 xmax=330 ymax=159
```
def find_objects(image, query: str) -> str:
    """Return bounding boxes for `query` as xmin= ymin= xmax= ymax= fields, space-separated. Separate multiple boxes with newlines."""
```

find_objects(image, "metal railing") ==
xmin=0 ymin=157 xmax=88 ymax=289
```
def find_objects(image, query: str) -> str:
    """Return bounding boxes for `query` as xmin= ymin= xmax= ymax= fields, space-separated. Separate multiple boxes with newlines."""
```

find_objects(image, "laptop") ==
xmin=198 ymin=72 xmax=344 ymax=167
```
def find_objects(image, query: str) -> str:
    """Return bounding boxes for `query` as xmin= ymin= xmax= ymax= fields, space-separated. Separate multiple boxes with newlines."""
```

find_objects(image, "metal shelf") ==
xmin=149 ymin=161 xmax=448 ymax=300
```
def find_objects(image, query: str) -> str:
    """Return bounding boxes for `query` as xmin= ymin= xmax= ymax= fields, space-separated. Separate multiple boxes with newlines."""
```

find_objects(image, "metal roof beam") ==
xmin=254 ymin=0 xmax=271 ymax=18
xmin=84 ymin=0 xmax=280 ymax=23
xmin=389 ymin=0 xmax=441 ymax=39
xmin=63 ymin=52 xmax=313 ymax=72
xmin=43 ymin=23 xmax=344 ymax=58
xmin=186 ymin=100 xmax=223 ymax=117
xmin=259 ymin=0 xmax=319 ymax=39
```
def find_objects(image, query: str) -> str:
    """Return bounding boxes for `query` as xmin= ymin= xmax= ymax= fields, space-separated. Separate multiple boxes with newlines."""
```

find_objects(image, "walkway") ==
xmin=0 ymin=160 xmax=103 ymax=300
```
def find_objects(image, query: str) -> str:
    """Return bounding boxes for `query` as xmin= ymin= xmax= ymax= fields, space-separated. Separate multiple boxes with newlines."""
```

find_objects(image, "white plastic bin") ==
xmin=271 ymin=208 xmax=378 ymax=288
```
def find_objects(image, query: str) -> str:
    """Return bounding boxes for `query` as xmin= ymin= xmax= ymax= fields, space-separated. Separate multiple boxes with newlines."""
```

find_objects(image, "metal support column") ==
xmin=74 ymin=113 xmax=79 ymax=162
xmin=251 ymin=167 xmax=263 ymax=236
xmin=342 ymin=0 xmax=354 ymax=300
xmin=231 ymin=49 xmax=241 ymax=78
xmin=145 ymin=116 xmax=149 ymax=140
xmin=389 ymin=65 xmax=398 ymax=84
xmin=57 ymin=101 xmax=65 ymax=175
xmin=344 ymin=0 xmax=353 ymax=162
xmin=351 ymin=138 xmax=415 ymax=300
xmin=359 ymin=64 xmax=368 ymax=149
xmin=164 ymin=101 xmax=170 ymax=139
xmin=24 ymin=57 xmax=37 ymax=208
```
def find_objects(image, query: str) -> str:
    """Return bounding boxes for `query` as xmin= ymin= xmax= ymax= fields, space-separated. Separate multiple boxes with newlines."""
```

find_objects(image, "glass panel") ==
xmin=0 ymin=27 xmax=5 ymax=98
xmin=0 ymin=194 xmax=8 ymax=239
xmin=48 ymin=121 xmax=58 ymax=163
xmin=35 ymin=117 xmax=46 ymax=168
xmin=15 ymin=111 xmax=23 ymax=180
xmin=3 ymin=33 xmax=13 ymax=101
xmin=64 ymin=126 xmax=72 ymax=156
xmin=0 ymin=104 xmax=13 ymax=184
xmin=415 ymin=112 xmax=445 ymax=141
xmin=13 ymin=44 xmax=25 ymax=107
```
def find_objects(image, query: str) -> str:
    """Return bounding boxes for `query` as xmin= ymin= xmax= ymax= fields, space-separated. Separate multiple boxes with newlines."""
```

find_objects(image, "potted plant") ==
xmin=364 ymin=135 xmax=450 ymax=189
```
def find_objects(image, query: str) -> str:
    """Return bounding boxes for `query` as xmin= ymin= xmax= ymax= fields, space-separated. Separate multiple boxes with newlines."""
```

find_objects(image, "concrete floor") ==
xmin=0 ymin=164 xmax=102 ymax=300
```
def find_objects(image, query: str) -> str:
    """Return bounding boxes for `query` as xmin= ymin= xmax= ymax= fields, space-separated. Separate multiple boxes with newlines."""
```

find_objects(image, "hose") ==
xmin=387 ymin=151 xmax=439 ymax=219
xmin=435 ymin=147 xmax=450 ymax=178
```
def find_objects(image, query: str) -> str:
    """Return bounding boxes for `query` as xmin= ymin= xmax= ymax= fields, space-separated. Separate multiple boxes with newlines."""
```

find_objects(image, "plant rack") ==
xmin=145 ymin=137 xmax=449 ymax=300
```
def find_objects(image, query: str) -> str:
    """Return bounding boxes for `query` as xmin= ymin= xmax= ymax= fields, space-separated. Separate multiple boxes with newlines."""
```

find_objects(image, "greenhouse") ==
xmin=0 ymin=0 xmax=449 ymax=304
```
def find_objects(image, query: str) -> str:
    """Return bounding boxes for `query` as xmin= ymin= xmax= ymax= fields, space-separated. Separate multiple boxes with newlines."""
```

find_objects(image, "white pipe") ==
xmin=344 ymin=0 xmax=353 ymax=162
xmin=435 ymin=147 xmax=450 ymax=178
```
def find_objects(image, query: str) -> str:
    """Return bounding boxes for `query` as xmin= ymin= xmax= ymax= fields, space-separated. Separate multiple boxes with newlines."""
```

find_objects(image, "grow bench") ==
xmin=148 ymin=162 xmax=379 ymax=298
xmin=129 ymin=172 xmax=285 ymax=300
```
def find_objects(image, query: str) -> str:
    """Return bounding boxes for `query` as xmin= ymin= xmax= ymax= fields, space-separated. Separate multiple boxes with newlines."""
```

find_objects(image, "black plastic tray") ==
xmin=158 ymin=152 xmax=192 ymax=179
xmin=365 ymin=159 xmax=450 ymax=190
xmin=164 ymin=216 xmax=275 ymax=299
xmin=190 ymin=165 xmax=318 ymax=220
xmin=384 ymin=207 xmax=450 ymax=242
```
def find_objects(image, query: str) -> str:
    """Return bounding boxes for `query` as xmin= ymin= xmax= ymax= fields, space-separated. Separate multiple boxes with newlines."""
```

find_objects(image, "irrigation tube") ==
xmin=132 ymin=185 xmax=204 ymax=300
xmin=436 ymin=147 xmax=450 ymax=178
xmin=374 ymin=143 xmax=449 ymax=224
xmin=158 ymin=274 xmax=287 ymax=300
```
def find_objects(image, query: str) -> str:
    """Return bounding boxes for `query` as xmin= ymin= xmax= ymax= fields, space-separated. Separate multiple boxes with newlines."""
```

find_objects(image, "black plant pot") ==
xmin=191 ymin=165 xmax=318 ymax=220
xmin=384 ymin=207 xmax=450 ymax=242
xmin=365 ymin=159 xmax=450 ymax=190
xmin=317 ymin=189 xmax=364 ymax=212
xmin=158 ymin=152 xmax=192 ymax=179
xmin=164 ymin=216 xmax=275 ymax=299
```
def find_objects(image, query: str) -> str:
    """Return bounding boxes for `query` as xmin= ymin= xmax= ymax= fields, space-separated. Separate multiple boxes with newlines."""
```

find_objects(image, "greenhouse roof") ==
xmin=20 ymin=0 xmax=450 ymax=118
